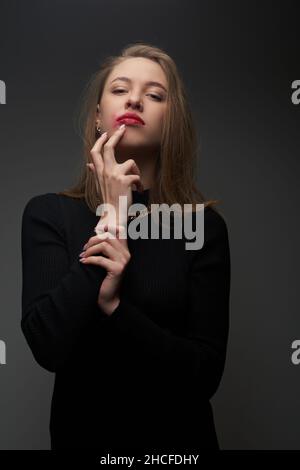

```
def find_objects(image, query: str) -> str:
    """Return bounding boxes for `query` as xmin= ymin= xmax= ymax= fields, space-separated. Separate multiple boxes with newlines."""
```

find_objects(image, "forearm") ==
xmin=21 ymin=194 xmax=108 ymax=372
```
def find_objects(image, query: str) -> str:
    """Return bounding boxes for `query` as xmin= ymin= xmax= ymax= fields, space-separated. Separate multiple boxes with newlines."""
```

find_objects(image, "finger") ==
xmin=82 ymin=240 xmax=118 ymax=261
xmin=90 ymin=132 xmax=108 ymax=174
xmin=80 ymin=255 xmax=115 ymax=271
xmin=90 ymin=131 xmax=108 ymax=156
xmin=88 ymin=158 xmax=143 ymax=193
xmin=86 ymin=163 xmax=102 ymax=196
xmin=102 ymin=224 xmax=128 ymax=244
xmin=94 ymin=223 xmax=119 ymax=237
xmin=84 ymin=235 xmax=128 ymax=265
xmin=83 ymin=230 xmax=114 ymax=250
xmin=86 ymin=163 xmax=95 ymax=172
xmin=84 ymin=233 xmax=116 ymax=252
xmin=82 ymin=238 xmax=129 ymax=262
xmin=90 ymin=150 xmax=104 ymax=177
xmin=119 ymin=159 xmax=141 ymax=176
xmin=123 ymin=175 xmax=143 ymax=190
xmin=119 ymin=159 xmax=144 ymax=193
xmin=95 ymin=220 xmax=128 ymax=237
xmin=102 ymin=125 xmax=126 ymax=169
xmin=97 ymin=224 xmax=127 ymax=240
xmin=94 ymin=226 xmax=127 ymax=248
xmin=94 ymin=231 xmax=129 ymax=255
xmin=86 ymin=224 xmax=123 ymax=250
xmin=83 ymin=233 xmax=107 ymax=251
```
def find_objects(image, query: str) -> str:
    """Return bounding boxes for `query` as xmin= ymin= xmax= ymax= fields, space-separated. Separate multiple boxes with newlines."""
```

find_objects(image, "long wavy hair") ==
xmin=57 ymin=42 xmax=220 ymax=214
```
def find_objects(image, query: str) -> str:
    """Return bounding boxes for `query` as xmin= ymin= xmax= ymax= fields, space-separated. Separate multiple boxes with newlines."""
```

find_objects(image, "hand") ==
xmin=79 ymin=223 xmax=130 ymax=316
xmin=87 ymin=125 xmax=144 ymax=227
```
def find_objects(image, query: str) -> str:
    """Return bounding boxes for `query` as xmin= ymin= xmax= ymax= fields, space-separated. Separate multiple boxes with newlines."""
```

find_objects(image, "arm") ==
xmin=100 ymin=208 xmax=231 ymax=401
xmin=21 ymin=193 xmax=107 ymax=373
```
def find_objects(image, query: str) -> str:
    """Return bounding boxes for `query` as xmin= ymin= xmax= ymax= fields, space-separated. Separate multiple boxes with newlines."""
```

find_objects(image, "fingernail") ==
xmin=79 ymin=258 xmax=87 ymax=263
xmin=119 ymin=123 xmax=126 ymax=130
xmin=79 ymin=252 xmax=85 ymax=257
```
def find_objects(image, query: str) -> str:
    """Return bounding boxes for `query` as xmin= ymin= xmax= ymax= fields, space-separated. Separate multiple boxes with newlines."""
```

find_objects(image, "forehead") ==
xmin=107 ymin=57 xmax=167 ymax=88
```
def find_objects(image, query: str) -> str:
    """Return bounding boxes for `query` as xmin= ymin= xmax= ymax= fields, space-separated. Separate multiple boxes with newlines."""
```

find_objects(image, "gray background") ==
xmin=0 ymin=0 xmax=299 ymax=450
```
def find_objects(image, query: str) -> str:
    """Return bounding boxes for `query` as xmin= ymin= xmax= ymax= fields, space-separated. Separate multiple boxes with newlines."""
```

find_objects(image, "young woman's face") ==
xmin=97 ymin=57 xmax=168 ymax=152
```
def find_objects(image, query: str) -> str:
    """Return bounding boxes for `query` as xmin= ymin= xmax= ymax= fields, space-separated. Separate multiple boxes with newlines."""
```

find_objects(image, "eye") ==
xmin=149 ymin=94 xmax=162 ymax=101
xmin=112 ymin=89 xmax=162 ymax=101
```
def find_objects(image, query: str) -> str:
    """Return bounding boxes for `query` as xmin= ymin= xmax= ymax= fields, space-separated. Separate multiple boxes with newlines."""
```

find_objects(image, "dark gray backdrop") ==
xmin=0 ymin=0 xmax=299 ymax=450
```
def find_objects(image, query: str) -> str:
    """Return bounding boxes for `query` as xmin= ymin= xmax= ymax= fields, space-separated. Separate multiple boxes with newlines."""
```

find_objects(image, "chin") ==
xmin=119 ymin=135 xmax=148 ymax=145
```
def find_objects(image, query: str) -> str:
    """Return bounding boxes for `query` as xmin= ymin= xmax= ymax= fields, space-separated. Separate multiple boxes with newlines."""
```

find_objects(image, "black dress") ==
xmin=21 ymin=188 xmax=231 ymax=452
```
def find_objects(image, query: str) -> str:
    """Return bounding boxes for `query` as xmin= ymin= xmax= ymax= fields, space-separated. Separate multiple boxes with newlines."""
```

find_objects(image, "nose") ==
xmin=126 ymin=94 xmax=143 ymax=111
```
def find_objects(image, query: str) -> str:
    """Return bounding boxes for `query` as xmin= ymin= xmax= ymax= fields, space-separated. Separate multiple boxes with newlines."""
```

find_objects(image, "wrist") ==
xmin=99 ymin=297 xmax=120 ymax=316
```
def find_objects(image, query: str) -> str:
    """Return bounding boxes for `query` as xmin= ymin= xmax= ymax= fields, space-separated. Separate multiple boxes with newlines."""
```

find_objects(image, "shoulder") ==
xmin=189 ymin=205 xmax=229 ymax=245
xmin=22 ymin=193 xmax=90 ymax=239
xmin=187 ymin=206 xmax=230 ymax=267
xmin=203 ymin=206 xmax=229 ymax=245
xmin=22 ymin=191 xmax=83 ymax=213
xmin=21 ymin=192 xmax=65 ymax=235
xmin=22 ymin=192 xmax=61 ymax=218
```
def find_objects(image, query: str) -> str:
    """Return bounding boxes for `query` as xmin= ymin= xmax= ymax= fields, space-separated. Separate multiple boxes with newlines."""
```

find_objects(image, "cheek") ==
xmin=154 ymin=113 xmax=165 ymax=134
xmin=152 ymin=109 xmax=165 ymax=126
xmin=101 ymin=112 xmax=119 ymax=131
xmin=148 ymin=123 xmax=164 ymax=143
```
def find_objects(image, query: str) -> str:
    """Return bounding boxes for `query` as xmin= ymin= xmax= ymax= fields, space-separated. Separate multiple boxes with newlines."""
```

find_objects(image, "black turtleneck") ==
xmin=21 ymin=189 xmax=231 ymax=452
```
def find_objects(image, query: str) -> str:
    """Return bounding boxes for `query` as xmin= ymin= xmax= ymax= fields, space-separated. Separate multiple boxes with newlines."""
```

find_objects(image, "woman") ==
xmin=21 ymin=43 xmax=231 ymax=452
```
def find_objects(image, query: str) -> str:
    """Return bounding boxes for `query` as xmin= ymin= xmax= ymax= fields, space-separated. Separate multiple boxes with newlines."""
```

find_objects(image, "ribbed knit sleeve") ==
xmin=21 ymin=194 xmax=107 ymax=373
xmin=101 ymin=209 xmax=231 ymax=401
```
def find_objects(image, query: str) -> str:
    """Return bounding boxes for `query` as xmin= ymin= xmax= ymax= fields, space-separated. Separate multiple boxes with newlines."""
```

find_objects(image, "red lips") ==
xmin=116 ymin=112 xmax=145 ymax=125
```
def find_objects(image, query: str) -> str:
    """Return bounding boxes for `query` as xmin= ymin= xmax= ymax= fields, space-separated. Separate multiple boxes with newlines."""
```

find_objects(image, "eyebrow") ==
xmin=110 ymin=76 xmax=167 ymax=93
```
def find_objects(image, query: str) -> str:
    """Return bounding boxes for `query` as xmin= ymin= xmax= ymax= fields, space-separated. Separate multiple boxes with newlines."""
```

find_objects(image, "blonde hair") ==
xmin=58 ymin=42 xmax=221 ymax=214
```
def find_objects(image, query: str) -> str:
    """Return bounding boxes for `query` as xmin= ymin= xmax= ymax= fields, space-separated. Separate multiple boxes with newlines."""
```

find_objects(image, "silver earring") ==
xmin=96 ymin=125 xmax=101 ymax=133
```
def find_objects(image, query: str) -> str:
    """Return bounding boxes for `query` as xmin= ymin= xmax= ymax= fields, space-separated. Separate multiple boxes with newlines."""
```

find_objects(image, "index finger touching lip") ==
xmin=104 ymin=124 xmax=127 ymax=147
